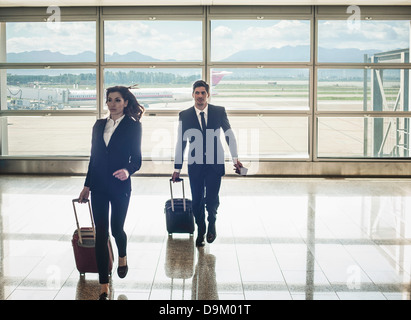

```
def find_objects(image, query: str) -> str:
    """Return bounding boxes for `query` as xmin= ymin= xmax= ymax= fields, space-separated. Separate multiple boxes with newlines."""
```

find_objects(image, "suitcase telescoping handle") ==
xmin=169 ymin=178 xmax=186 ymax=212
xmin=72 ymin=198 xmax=95 ymax=245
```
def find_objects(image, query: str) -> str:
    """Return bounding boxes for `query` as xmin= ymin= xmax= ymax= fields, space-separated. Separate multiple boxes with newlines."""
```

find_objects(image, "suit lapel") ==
xmin=95 ymin=119 xmax=107 ymax=148
xmin=206 ymin=104 xmax=215 ymax=130
xmin=190 ymin=106 xmax=202 ymax=131
xmin=107 ymin=116 xmax=128 ymax=149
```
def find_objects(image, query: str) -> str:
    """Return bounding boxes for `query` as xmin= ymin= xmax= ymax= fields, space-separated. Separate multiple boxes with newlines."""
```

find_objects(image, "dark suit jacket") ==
xmin=85 ymin=115 xmax=142 ymax=195
xmin=174 ymin=104 xmax=238 ymax=177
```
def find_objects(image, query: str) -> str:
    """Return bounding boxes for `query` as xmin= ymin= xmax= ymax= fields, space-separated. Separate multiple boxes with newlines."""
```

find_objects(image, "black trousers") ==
xmin=188 ymin=165 xmax=221 ymax=235
xmin=91 ymin=191 xmax=130 ymax=284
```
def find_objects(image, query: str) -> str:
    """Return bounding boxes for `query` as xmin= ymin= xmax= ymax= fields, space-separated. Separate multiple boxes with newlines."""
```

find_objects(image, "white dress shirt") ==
xmin=194 ymin=104 xmax=208 ymax=130
xmin=104 ymin=114 xmax=125 ymax=146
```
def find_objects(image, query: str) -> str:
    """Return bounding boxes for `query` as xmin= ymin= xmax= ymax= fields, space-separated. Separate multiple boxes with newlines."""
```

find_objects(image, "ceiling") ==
xmin=0 ymin=0 xmax=410 ymax=6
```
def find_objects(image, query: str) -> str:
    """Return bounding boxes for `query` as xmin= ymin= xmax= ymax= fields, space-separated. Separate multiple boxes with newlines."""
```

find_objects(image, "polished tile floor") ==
xmin=1 ymin=175 xmax=411 ymax=300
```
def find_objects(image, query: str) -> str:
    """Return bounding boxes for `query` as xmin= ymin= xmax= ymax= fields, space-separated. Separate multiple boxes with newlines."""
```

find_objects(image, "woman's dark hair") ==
xmin=106 ymin=86 xmax=145 ymax=121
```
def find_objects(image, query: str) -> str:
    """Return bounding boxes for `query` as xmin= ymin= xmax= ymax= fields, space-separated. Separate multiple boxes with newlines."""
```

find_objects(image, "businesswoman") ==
xmin=78 ymin=86 xmax=144 ymax=300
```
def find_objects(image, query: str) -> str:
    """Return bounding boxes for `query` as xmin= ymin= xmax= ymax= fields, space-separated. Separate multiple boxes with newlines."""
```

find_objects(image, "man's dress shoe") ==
xmin=207 ymin=223 xmax=217 ymax=243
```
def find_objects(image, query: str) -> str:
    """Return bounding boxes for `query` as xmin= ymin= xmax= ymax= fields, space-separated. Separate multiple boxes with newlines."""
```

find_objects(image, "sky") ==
xmin=317 ymin=20 xmax=410 ymax=52
xmin=6 ymin=21 xmax=96 ymax=56
xmin=104 ymin=20 xmax=202 ymax=61
xmin=211 ymin=20 xmax=311 ymax=61
xmin=4 ymin=19 xmax=410 ymax=62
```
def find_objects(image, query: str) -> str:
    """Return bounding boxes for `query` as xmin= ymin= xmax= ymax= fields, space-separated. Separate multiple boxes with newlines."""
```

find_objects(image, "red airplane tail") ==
xmin=211 ymin=71 xmax=231 ymax=86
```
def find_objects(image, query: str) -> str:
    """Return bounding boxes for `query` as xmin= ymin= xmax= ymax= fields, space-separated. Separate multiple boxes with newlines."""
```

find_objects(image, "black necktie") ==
xmin=200 ymin=112 xmax=206 ymax=163
xmin=200 ymin=111 xmax=206 ymax=132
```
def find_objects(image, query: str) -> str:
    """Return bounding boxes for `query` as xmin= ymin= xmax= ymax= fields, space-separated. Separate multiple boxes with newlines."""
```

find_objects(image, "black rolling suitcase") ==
xmin=164 ymin=178 xmax=195 ymax=236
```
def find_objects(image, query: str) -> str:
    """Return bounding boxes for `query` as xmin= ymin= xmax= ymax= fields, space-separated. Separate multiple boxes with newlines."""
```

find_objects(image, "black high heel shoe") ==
xmin=117 ymin=264 xmax=128 ymax=278
xmin=117 ymin=256 xmax=128 ymax=278
xmin=99 ymin=292 xmax=109 ymax=300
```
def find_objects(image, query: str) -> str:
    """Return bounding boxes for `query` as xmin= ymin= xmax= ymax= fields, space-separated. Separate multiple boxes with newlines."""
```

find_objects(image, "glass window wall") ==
xmin=103 ymin=68 xmax=201 ymax=111
xmin=316 ymin=17 xmax=411 ymax=160
xmin=142 ymin=115 xmax=309 ymax=163
xmin=2 ymin=69 xmax=97 ymax=111
xmin=0 ymin=6 xmax=410 ymax=162
xmin=317 ymin=20 xmax=410 ymax=63
xmin=211 ymin=20 xmax=311 ymax=62
xmin=228 ymin=116 xmax=309 ymax=160
xmin=317 ymin=117 xmax=411 ymax=158
xmin=104 ymin=20 xmax=203 ymax=62
xmin=210 ymin=68 xmax=310 ymax=111
xmin=317 ymin=68 xmax=409 ymax=113
xmin=2 ymin=21 xmax=96 ymax=63
xmin=2 ymin=116 xmax=95 ymax=156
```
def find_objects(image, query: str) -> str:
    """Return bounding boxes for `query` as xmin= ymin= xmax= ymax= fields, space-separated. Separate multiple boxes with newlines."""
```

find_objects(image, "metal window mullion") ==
xmin=205 ymin=6 xmax=210 ymax=84
xmin=98 ymin=7 xmax=104 ymax=119
xmin=311 ymin=5 xmax=317 ymax=163
xmin=100 ymin=62 xmax=205 ymax=68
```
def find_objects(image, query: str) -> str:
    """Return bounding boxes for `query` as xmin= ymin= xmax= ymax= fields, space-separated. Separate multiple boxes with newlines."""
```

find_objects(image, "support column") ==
xmin=0 ymin=22 xmax=8 ymax=156
xmin=371 ymin=56 xmax=383 ymax=157
xmin=0 ymin=22 xmax=7 ymax=111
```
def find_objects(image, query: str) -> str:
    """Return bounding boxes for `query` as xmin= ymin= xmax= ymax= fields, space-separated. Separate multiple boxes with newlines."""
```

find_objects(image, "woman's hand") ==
xmin=78 ymin=186 xmax=90 ymax=203
xmin=113 ymin=169 xmax=130 ymax=181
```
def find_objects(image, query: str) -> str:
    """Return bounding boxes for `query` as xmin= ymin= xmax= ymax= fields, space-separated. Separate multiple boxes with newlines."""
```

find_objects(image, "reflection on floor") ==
xmin=1 ymin=175 xmax=411 ymax=300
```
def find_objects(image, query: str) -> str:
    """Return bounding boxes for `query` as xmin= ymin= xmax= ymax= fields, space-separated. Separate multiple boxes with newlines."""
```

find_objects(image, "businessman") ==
xmin=172 ymin=80 xmax=242 ymax=247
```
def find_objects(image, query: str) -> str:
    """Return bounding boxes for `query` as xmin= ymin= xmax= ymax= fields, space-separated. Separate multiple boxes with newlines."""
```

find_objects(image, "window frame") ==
xmin=314 ymin=6 xmax=411 ymax=161
xmin=0 ymin=7 xmax=100 ymax=118
xmin=0 ymin=5 xmax=411 ymax=164
xmin=207 ymin=6 xmax=314 ymax=162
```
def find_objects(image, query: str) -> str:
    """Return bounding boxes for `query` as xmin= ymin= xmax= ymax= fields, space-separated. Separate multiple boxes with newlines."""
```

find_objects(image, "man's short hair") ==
xmin=192 ymin=80 xmax=210 ymax=94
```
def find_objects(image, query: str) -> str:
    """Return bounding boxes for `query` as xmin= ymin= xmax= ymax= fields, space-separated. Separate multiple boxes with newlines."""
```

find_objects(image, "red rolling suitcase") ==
xmin=164 ymin=178 xmax=195 ymax=236
xmin=71 ymin=199 xmax=113 ymax=277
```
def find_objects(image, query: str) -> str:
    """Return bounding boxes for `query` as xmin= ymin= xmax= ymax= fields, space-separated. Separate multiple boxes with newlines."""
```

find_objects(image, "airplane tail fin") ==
xmin=211 ymin=71 xmax=232 ymax=86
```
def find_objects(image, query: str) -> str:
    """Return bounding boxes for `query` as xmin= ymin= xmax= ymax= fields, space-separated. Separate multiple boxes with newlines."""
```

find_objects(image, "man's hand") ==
xmin=171 ymin=171 xmax=181 ymax=182
xmin=234 ymin=160 xmax=243 ymax=174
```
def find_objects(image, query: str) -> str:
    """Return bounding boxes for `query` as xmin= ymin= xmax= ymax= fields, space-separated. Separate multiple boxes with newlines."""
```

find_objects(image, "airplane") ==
xmin=67 ymin=70 xmax=232 ymax=108
xmin=67 ymin=87 xmax=190 ymax=108
xmin=7 ymin=71 xmax=231 ymax=110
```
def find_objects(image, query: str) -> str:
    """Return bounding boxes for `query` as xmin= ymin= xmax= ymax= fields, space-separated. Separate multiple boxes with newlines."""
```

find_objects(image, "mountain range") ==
xmin=223 ymin=45 xmax=382 ymax=63
xmin=6 ymin=45 xmax=386 ymax=63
